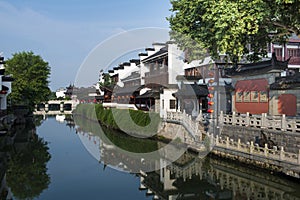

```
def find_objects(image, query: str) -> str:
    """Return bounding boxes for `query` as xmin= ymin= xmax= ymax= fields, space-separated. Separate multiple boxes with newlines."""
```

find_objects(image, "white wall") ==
xmin=160 ymin=88 xmax=178 ymax=118
xmin=117 ymin=63 xmax=140 ymax=87
xmin=168 ymin=44 xmax=185 ymax=84
xmin=139 ymin=55 xmax=149 ymax=85
xmin=140 ymin=43 xmax=166 ymax=85
xmin=1 ymin=80 xmax=12 ymax=110
xmin=56 ymin=89 xmax=66 ymax=98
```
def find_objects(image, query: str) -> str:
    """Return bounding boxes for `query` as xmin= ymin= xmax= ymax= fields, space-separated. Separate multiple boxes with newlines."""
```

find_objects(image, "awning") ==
xmin=235 ymin=79 xmax=268 ymax=91
xmin=114 ymin=85 xmax=142 ymax=96
xmin=142 ymin=47 xmax=168 ymax=63
xmin=136 ymin=90 xmax=160 ymax=99
xmin=173 ymin=84 xmax=209 ymax=98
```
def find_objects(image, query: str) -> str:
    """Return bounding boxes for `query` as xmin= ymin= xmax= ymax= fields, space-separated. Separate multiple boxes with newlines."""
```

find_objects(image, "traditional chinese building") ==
xmin=271 ymin=35 xmax=300 ymax=69
xmin=225 ymin=53 xmax=293 ymax=115
xmin=173 ymin=83 xmax=209 ymax=116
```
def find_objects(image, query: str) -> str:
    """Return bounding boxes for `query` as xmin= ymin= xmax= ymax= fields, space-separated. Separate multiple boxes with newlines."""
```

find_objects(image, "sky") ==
xmin=0 ymin=0 xmax=172 ymax=90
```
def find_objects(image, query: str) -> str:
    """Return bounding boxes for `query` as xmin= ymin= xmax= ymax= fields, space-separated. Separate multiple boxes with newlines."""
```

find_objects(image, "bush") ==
xmin=74 ymin=104 xmax=161 ymax=136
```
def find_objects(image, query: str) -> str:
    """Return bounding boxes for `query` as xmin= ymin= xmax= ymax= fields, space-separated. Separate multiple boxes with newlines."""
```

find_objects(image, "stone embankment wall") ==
xmin=157 ymin=122 xmax=194 ymax=145
xmin=159 ymin=120 xmax=300 ymax=178
xmin=221 ymin=125 xmax=300 ymax=153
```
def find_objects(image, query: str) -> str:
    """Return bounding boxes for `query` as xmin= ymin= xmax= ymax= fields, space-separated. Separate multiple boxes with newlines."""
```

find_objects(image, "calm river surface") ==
xmin=4 ymin=116 xmax=300 ymax=200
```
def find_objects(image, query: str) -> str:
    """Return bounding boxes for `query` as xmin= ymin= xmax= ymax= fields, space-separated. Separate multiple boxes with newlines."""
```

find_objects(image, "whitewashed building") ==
xmin=0 ymin=56 xmax=13 ymax=112
xmin=55 ymin=88 xmax=67 ymax=99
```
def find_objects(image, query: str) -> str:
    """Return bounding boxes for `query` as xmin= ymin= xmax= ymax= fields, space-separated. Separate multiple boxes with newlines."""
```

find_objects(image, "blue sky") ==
xmin=0 ymin=0 xmax=172 ymax=90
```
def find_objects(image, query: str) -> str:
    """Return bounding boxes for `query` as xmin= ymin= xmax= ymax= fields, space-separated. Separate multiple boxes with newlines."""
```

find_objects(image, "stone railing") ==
xmin=221 ymin=111 xmax=300 ymax=133
xmin=166 ymin=111 xmax=203 ymax=140
xmin=207 ymin=132 xmax=300 ymax=166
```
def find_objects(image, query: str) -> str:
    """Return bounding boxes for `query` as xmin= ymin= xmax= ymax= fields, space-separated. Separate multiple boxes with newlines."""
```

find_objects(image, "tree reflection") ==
xmin=7 ymin=130 xmax=51 ymax=199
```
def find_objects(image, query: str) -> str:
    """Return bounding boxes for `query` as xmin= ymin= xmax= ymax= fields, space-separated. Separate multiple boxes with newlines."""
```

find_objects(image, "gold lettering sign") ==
xmin=244 ymin=91 xmax=250 ymax=102
xmin=260 ymin=91 xmax=268 ymax=102
xmin=236 ymin=91 xmax=243 ymax=102
xmin=251 ymin=91 xmax=259 ymax=102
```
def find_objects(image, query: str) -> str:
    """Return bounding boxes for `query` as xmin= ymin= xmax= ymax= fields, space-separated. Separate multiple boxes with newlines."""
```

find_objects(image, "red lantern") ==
xmin=208 ymin=93 xmax=214 ymax=98
xmin=207 ymin=109 xmax=214 ymax=113
xmin=208 ymin=101 xmax=214 ymax=106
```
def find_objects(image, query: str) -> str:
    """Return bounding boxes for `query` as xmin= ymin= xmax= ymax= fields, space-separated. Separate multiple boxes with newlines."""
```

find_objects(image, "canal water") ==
xmin=2 ymin=115 xmax=300 ymax=200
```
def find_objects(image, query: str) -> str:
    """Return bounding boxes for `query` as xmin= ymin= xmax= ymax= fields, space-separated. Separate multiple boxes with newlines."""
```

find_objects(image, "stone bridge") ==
xmin=33 ymin=100 xmax=79 ymax=115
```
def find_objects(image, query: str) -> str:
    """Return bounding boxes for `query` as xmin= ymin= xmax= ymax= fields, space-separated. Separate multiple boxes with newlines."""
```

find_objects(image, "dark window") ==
xmin=274 ymin=48 xmax=282 ymax=57
xmin=170 ymin=100 xmax=176 ymax=109
xmin=288 ymin=49 xmax=300 ymax=57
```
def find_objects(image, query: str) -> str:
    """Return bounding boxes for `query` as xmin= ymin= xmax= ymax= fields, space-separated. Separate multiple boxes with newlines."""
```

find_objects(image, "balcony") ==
xmin=145 ymin=70 xmax=169 ymax=85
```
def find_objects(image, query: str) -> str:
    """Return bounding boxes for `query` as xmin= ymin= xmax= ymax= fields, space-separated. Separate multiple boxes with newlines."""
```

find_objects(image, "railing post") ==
xmin=232 ymin=111 xmax=236 ymax=125
xmin=280 ymin=147 xmax=284 ymax=160
xmin=250 ymin=141 xmax=254 ymax=154
xmin=261 ymin=113 xmax=267 ymax=128
xmin=237 ymin=139 xmax=241 ymax=150
xmin=264 ymin=144 xmax=268 ymax=157
xmin=196 ymin=110 xmax=202 ymax=122
xmin=245 ymin=112 xmax=250 ymax=127
xmin=226 ymin=137 xmax=229 ymax=148
xmin=45 ymin=103 xmax=49 ymax=112
xmin=60 ymin=102 xmax=64 ymax=112
xmin=281 ymin=114 xmax=287 ymax=131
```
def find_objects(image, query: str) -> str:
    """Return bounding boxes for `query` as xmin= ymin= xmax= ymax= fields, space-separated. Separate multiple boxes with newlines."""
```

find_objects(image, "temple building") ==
xmin=224 ymin=53 xmax=298 ymax=116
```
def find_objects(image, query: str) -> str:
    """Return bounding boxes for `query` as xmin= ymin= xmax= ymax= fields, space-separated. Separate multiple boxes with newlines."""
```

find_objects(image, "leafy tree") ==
xmin=99 ymin=73 xmax=114 ymax=87
xmin=5 ymin=51 xmax=51 ymax=109
xmin=168 ymin=0 xmax=300 ymax=62
xmin=48 ymin=91 xmax=57 ymax=100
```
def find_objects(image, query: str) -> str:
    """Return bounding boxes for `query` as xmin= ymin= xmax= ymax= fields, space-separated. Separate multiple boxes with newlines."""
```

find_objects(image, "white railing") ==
xmin=165 ymin=110 xmax=300 ymax=169
xmin=221 ymin=111 xmax=300 ymax=133
xmin=166 ymin=111 xmax=203 ymax=140
xmin=211 ymin=134 xmax=300 ymax=165
xmin=34 ymin=99 xmax=79 ymax=115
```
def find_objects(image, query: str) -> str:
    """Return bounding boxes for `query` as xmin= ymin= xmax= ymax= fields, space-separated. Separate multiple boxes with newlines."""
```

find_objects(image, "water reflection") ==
xmin=73 ymin=115 xmax=185 ymax=173
xmin=0 ymin=118 xmax=51 ymax=200
xmin=73 ymin=115 xmax=300 ymax=200
xmin=140 ymin=153 xmax=300 ymax=200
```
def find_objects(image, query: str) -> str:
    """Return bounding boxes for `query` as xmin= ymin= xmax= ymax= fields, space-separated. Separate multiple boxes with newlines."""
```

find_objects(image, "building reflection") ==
xmin=73 ymin=115 xmax=300 ymax=200
xmin=139 ymin=153 xmax=300 ymax=200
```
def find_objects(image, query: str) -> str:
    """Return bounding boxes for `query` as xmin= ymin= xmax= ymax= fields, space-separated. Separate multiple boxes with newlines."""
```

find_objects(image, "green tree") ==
xmin=5 ymin=51 xmax=51 ymax=109
xmin=99 ymin=73 xmax=114 ymax=87
xmin=168 ymin=0 xmax=300 ymax=62
xmin=48 ymin=91 xmax=57 ymax=100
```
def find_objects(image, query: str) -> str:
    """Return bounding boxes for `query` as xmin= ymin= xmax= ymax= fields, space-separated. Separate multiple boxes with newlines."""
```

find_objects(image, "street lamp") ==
xmin=214 ymin=54 xmax=227 ymax=135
